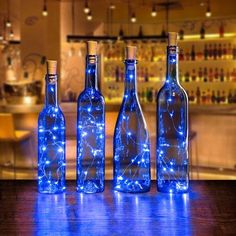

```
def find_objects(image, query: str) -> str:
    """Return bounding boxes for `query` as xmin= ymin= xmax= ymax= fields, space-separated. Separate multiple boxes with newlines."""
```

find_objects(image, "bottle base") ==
xmin=114 ymin=180 xmax=150 ymax=193
xmin=38 ymin=182 xmax=66 ymax=194
xmin=157 ymin=180 xmax=188 ymax=193
xmin=76 ymin=180 xmax=104 ymax=194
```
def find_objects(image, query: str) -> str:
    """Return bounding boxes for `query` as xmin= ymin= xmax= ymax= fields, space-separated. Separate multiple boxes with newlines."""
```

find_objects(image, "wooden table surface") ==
xmin=0 ymin=181 xmax=236 ymax=235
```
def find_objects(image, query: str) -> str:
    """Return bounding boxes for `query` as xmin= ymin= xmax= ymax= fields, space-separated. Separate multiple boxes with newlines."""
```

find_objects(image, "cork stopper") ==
xmin=47 ymin=60 xmax=57 ymax=74
xmin=126 ymin=45 xmax=137 ymax=60
xmin=168 ymin=32 xmax=178 ymax=46
xmin=87 ymin=41 xmax=97 ymax=55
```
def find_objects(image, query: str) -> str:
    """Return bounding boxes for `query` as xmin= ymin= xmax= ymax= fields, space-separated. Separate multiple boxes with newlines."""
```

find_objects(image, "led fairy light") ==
xmin=113 ymin=46 xmax=151 ymax=193
xmin=38 ymin=60 xmax=66 ymax=194
xmin=76 ymin=41 xmax=105 ymax=193
xmin=157 ymin=32 xmax=188 ymax=193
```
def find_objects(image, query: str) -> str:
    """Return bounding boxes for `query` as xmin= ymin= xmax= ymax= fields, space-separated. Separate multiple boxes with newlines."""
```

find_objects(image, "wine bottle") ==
xmin=113 ymin=46 xmax=151 ymax=193
xmin=156 ymin=32 xmax=189 ymax=193
xmin=76 ymin=41 xmax=105 ymax=193
xmin=38 ymin=60 xmax=66 ymax=194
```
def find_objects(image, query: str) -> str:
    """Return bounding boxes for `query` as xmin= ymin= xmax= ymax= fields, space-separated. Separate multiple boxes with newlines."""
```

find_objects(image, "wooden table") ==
xmin=0 ymin=181 xmax=236 ymax=235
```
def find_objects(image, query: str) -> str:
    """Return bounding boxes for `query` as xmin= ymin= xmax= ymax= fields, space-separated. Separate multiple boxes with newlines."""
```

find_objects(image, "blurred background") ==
xmin=0 ymin=0 xmax=235 ymax=180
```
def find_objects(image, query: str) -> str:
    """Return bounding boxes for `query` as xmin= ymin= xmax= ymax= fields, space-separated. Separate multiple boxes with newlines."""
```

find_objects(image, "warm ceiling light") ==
xmin=42 ymin=1 xmax=48 ymax=16
xmin=151 ymin=5 xmax=157 ymax=17
xmin=131 ymin=13 xmax=136 ymax=23
xmin=206 ymin=3 xmax=211 ymax=17
xmin=87 ymin=11 xmax=92 ymax=21
xmin=109 ymin=3 xmax=116 ymax=10
xmin=9 ymin=29 xmax=14 ymax=38
xmin=84 ymin=1 xmax=90 ymax=14
xmin=6 ymin=20 xmax=11 ymax=28
xmin=0 ymin=34 xmax=3 ymax=41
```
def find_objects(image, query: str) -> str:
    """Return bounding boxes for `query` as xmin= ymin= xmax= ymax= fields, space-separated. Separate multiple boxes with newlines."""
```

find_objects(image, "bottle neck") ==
xmin=124 ymin=59 xmax=137 ymax=95
xmin=45 ymin=74 xmax=58 ymax=107
xmin=166 ymin=46 xmax=179 ymax=84
xmin=85 ymin=55 xmax=98 ymax=89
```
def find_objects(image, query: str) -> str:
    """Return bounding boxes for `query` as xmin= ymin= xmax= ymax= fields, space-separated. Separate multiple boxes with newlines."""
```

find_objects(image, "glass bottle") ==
xmin=156 ymin=32 xmax=189 ymax=193
xmin=113 ymin=46 xmax=151 ymax=193
xmin=76 ymin=41 xmax=105 ymax=193
xmin=38 ymin=60 xmax=66 ymax=194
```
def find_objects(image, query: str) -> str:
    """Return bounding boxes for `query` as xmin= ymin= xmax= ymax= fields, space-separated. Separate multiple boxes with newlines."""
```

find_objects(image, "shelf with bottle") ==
xmin=179 ymin=42 xmax=236 ymax=62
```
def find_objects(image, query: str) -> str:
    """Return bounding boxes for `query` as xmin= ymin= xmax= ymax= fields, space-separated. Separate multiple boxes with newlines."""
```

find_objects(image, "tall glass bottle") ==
xmin=38 ymin=60 xmax=66 ymax=194
xmin=156 ymin=32 xmax=189 ymax=193
xmin=113 ymin=46 xmax=151 ymax=193
xmin=76 ymin=41 xmax=105 ymax=193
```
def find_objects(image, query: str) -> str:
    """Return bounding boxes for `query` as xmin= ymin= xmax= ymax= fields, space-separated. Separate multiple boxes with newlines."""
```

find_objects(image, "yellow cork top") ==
xmin=87 ymin=41 xmax=97 ymax=55
xmin=47 ymin=60 xmax=57 ymax=74
xmin=168 ymin=32 xmax=178 ymax=46
xmin=126 ymin=45 xmax=137 ymax=60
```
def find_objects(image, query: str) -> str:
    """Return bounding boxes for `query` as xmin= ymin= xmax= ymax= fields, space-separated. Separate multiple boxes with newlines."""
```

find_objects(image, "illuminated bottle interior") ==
xmin=113 ymin=45 xmax=151 ymax=193
xmin=76 ymin=41 xmax=105 ymax=193
xmin=38 ymin=60 xmax=66 ymax=194
xmin=156 ymin=32 xmax=189 ymax=193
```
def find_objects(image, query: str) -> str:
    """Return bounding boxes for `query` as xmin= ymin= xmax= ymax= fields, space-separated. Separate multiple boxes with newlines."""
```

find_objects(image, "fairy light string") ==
xmin=157 ymin=45 xmax=188 ymax=193
xmin=38 ymin=74 xmax=66 ymax=193
xmin=77 ymin=55 xmax=105 ymax=193
xmin=114 ymin=58 xmax=151 ymax=193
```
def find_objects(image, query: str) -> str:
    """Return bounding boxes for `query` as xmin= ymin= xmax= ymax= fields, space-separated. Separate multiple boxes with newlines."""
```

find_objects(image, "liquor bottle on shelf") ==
xmin=233 ymin=45 xmax=236 ymax=60
xmin=208 ymin=44 xmax=213 ymax=59
xmin=179 ymin=48 xmax=184 ymax=61
xmin=115 ymin=66 xmax=120 ymax=82
xmin=218 ymin=43 xmax=222 ymax=59
xmin=228 ymin=90 xmax=233 ymax=103
xmin=184 ymin=71 xmax=190 ymax=82
xmin=185 ymin=49 xmax=190 ymax=61
xmin=219 ymin=22 xmax=224 ymax=37
xmin=113 ymin=46 xmax=151 ymax=193
xmin=191 ymin=45 xmax=195 ymax=61
xmin=76 ymin=41 xmax=105 ymax=193
xmin=214 ymin=68 xmax=219 ymax=81
xmin=213 ymin=44 xmax=218 ymax=60
xmin=179 ymin=29 xmax=184 ymax=40
xmin=198 ymin=67 xmax=203 ymax=81
xmin=216 ymin=90 xmax=221 ymax=103
xmin=204 ymin=44 xmax=208 ymax=60
xmin=220 ymin=68 xmax=224 ymax=82
xmin=144 ymin=68 xmax=149 ymax=82
xmin=223 ymin=44 xmax=227 ymax=59
xmin=221 ymin=91 xmax=226 ymax=104
xmin=191 ymin=69 xmax=197 ymax=82
xmin=201 ymin=91 xmax=207 ymax=104
xmin=211 ymin=90 xmax=216 ymax=104
xmin=206 ymin=89 xmax=211 ymax=104
xmin=156 ymin=32 xmax=188 ymax=193
xmin=203 ymin=67 xmax=208 ymax=82
xmin=209 ymin=68 xmax=214 ymax=82
xmin=200 ymin=23 xmax=205 ymax=39
xmin=38 ymin=60 xmax=66 ymax=194
xmin=196 ymin=86 xmax=201 ymax=104
xmin=227 ymin=43 xmax=232 ymax=59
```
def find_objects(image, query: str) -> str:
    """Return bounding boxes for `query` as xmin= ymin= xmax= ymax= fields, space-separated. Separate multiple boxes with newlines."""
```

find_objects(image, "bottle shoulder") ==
xmin=158 ymin=82 xmax=188 ymax=99
xmin=39 ymin=106 xmax=65 ymax=120
xmin=77 ymin=89 xmax=105 ymax=104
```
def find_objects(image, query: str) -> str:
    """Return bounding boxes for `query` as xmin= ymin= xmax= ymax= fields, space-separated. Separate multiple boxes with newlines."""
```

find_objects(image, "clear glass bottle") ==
xmin=38 ymin=60 xmax=66 ymax=194
xmin=156 ymin=32 xmax=189 ymax=193
xmin=76 ymin=41 xmax=105 ymax=193
xmin=113 ymin=46 xmax=151 ymax=193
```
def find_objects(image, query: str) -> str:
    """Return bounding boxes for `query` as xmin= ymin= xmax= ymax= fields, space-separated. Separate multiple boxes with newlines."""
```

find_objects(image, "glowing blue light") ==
xmin=76 ymin=55 xmax=105 ymax=194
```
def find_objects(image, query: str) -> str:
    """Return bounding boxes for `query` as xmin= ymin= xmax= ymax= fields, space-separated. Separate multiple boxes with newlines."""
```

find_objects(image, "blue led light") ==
xmin=76 ymin=54 xmax=105 ymax=193
xmin=156 ymin=44 xmax=189 ymax=193
xmin=113 ymin=58 xmax=151 ymax=193
xmin=38 ymin=73 xmax=66 ymax=194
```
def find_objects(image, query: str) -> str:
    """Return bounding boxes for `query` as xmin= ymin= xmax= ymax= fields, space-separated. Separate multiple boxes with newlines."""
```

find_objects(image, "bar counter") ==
xmin=0 ymin=180 xmax=236 ymax=235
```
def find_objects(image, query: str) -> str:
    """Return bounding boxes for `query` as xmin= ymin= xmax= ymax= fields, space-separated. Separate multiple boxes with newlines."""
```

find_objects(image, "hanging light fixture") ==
xmin=151 ymin=4 xmax=157 ymax=17
xmin=131 ymin=13 xmax=136 ymax=23
xmin=205 ymin=1 xmax=211 ymax=17
xmin=87 ymin=11 xmax=93 ymax=21
xmin=84 ymin=0 xmax=90 ymax=14
xmin=42 ymin=0 xmax=48 ymax=16
xmin=9 ymin=29 xmax=14 ymax=38
xmin=109 ymin=2 xmax=116 ymax=10
xmin=6 ymin=0 xmax=12 ymax=27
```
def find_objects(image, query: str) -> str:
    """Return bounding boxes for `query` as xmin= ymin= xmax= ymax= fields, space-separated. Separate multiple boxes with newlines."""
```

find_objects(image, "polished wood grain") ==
xmin=0 ymin=181 xmax=236 ymax=235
